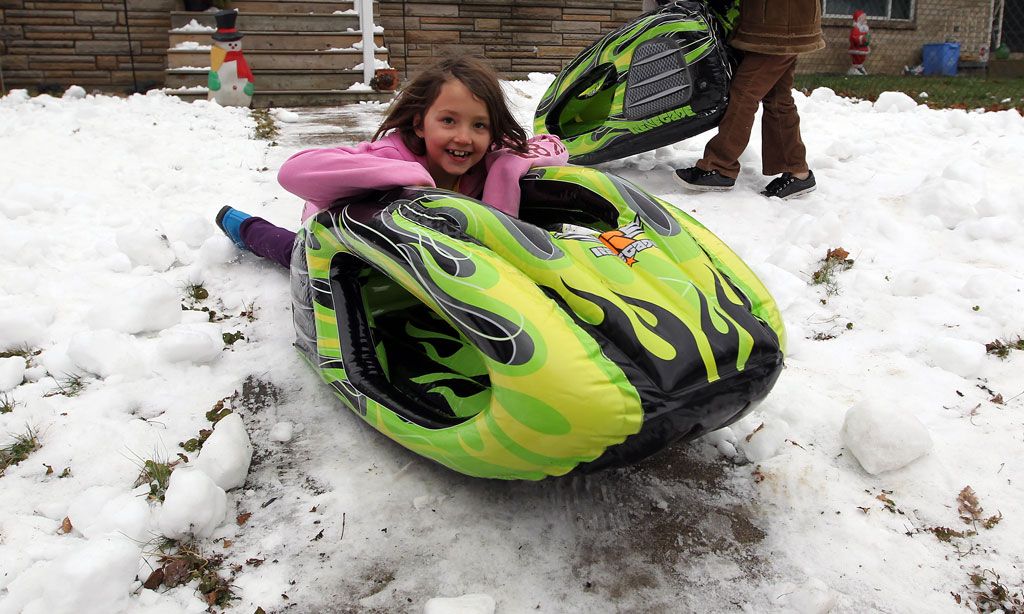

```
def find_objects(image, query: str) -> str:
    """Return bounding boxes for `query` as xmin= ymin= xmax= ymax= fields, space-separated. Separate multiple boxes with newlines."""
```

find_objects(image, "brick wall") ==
xmin=800 ymin=0 xmax=992 ymax=75
xmin=378 ymin=0 xmax=643 ymax=80
xmin=1 ymin=0 xmax=174 ymax=93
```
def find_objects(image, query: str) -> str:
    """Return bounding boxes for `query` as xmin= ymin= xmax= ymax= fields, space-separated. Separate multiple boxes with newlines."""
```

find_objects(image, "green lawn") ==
xmin=794 ymin=74 xmax=1024 ymax=113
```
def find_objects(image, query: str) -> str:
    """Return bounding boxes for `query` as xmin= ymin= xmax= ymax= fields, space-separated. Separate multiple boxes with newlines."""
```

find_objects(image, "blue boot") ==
xmin=215 ymin=206 xmax=252 ymax=249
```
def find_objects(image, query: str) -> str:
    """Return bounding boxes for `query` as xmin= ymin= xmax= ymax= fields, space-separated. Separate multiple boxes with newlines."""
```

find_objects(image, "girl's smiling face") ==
xmin=414 ymin=78 xmax=492 ymax=190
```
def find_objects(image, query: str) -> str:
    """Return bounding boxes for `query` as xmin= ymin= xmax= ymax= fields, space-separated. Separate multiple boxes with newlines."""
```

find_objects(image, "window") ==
xmin=822 ymin=0 xmax=913 ymax=20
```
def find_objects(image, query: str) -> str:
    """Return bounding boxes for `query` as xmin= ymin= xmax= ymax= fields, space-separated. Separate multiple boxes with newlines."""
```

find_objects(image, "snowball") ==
xmin=75 ymin=494 xmax=154 ymax=543
xmin=197 ymin=234 xmax=240 ymax=265
xmin=0 ymin=309 xmax=48 ymax=350
xmin=925 ymin=336 xmax=987 ymax=378
xmin=272 ymin=109 xmax=300 ymax=122
xmin=0 ymin=356 xmax=26 ymax=391
xmin=156 ymin=326 xmax=222 ymax=364
xmin=115 ymin=225 xmax=176 ymax=272
xmin=67 ymin=329 xmax=145 ymax=378
xmin=735 ymin=419 xmax=790 ymax=463
xmin=808 ymin=87 xmax=837 ymax=102
xmin=87 ymin=277 xmax=182 ymax=334
xmin=158 ymin=467 xmax=227 ymax=539
xmin=889 ymin=270 xmax=938 ymax=297
xmin=424 ymin=593 xmax=496 ymax=614
xmin=269 ymin=421 xmax=294 ymax=442
xmin=194 ymin=412 xmax=253 ymax=491
xmin=164 ymin=213 xmax=214 ymax=249
xmin=62 ymin=85 xmax=87 ymax=100
xmin=66 ymin=485 xmax=123 ymax=534
xmin=841 ymin=401 xmax=933 ymax=475
xmin=941 ymin=160 xmax=988 ymax=187
xmin=776 ymin=578 xmax=840 ymax=614
xmin=960 ymin=216 xmax=1020 ymax=242
xmin=873 ymin=91 xmax=918 ymax=113
xmin=38 ymin=537 xmax=141 ymax=614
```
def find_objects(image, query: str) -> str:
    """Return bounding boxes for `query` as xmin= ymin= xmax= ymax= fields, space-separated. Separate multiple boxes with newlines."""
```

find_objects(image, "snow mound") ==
xmin=424 ymin=593 xmax=496 ymax=614
xmin=158 ymin=468 xmax=227 ymax=539
xmin=87 ymin=278 xmax=181 ymax=335
xmin=270 ymin=421 xmax=294 ymax=442
xmin=0 ymin=356 xmax=26 ymax=391
xmin=156 ymin=325 xmax=222 ymax=364
xmin=194 ymin=412 xmax=253 ymax=491
xmin=0 ymin=309 xmax=49 ymax=349
xmin=925 ymin=336 xmax=987 ymax=378
xmin=735 ymin=418 xmax=790 ymax=462
xmin=67 ymin=329 xmax=145 ymax=379
xmin=841 ymin=400 xmax=933 ymax=475
xmin=873 ymin=91 xmax=918 ymax=113
xmin=62 ymin=85 xmax=87 ymax=100
xmin=116 ymin=225 xmax=176 ymax=272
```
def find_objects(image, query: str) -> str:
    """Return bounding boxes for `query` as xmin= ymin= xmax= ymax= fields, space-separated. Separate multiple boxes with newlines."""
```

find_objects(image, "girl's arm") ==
xmin=481 ymin=134 xmax=568 ymax=217
xmin=277 ymin=141 xmax=434 ymax=211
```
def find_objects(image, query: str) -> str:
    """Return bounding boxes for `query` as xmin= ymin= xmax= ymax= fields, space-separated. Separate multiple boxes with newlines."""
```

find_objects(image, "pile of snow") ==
xmin=1 ymin=80 xmax=1023 ymax=613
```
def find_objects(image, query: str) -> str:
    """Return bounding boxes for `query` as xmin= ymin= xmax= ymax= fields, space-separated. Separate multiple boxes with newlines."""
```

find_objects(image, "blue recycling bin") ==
xmin=922 ymin=43 xmax=960 ymax=76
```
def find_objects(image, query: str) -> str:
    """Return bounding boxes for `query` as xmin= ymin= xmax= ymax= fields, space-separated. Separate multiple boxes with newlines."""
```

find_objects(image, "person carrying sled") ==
xmin=674 ymin=0 xmax=824 ymax=200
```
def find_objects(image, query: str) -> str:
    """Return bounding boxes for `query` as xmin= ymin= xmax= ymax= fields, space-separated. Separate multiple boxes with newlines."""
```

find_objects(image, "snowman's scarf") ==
xmin=223 ymin=50 xmax=254 ymax=82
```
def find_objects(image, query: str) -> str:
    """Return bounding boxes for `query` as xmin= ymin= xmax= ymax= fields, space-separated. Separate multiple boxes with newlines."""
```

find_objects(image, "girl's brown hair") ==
xmin=372 ymin=55 xmax=529 ymax=154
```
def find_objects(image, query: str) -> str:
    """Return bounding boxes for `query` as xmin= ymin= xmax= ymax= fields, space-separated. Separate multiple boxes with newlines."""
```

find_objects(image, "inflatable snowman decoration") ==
xmin=208 ymin=9 xmax=254 ymax=106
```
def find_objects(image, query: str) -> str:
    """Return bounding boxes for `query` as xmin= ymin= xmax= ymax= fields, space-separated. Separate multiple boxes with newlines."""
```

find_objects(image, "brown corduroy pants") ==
xmin=698 ymin=52 xmax=809 ymax=179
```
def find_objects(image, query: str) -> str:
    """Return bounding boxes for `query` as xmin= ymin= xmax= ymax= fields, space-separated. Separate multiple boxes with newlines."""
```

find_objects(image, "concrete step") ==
xmin=227 ymin=0 xmax=367 ymax=14
xmin=165 ymin=89 xmax=395 ymax=108
xmin=168 ymin=31 xmax=381 ymax=52
xmin=170 ymin=11 xmax=359 ymax=32
xmin=167 ymin=49 xmax=386 ymax=70
xmin=166 ymin=67 xmax=374 ymax=90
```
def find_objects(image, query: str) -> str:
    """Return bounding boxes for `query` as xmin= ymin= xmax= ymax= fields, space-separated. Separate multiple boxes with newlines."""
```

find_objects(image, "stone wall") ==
xmin=800 ymin=0 xmax=993 ymax=75
xmin=1 ymin=0 xmax=174 ymax=93
xmin=378 ymin=0 xmax=643 ymax=80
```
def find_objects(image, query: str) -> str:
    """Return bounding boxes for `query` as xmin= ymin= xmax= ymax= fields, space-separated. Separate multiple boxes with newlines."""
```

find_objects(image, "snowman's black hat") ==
xmin=212 ymin=9 xmax=243 ymax=41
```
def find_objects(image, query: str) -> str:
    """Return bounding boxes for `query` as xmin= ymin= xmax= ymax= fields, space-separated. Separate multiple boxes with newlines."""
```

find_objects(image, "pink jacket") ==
xmin=278 ymin=132 xmax=568 ymax=220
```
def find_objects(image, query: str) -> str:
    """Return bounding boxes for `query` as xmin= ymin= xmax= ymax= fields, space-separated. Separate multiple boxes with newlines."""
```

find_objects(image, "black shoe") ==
xmin=673 ymin=166 xmax=736 ymax=192
xmin=761 ymin=171 xmax=816 ymax=200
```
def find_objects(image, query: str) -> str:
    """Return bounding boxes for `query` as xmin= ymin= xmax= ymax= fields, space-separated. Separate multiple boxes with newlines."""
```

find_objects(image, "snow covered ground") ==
xmin=0 ymin=78 xmax=1022 ymax=614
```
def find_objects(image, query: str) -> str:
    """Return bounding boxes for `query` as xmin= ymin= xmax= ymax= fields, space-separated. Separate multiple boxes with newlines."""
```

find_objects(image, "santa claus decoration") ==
xmin=848 ymin=10 xmax=871 ymax=75
xmin=208 ymin=10 xmax=254 ymax=106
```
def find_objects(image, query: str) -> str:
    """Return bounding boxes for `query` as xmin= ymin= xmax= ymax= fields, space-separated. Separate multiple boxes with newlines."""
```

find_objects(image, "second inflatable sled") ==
xmin=535 ymin=0 xmax=738 ymax=165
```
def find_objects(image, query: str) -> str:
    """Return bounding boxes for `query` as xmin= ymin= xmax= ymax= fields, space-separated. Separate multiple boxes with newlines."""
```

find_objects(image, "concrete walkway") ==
xmin=276 ymin=102 xmax=391 ymax=148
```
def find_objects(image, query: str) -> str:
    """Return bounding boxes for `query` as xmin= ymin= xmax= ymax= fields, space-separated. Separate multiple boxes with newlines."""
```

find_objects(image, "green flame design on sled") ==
xmin=292 ymin=166 xmax=784 ymax=480
xmin=534 ymin=0 xmax=740 ymax=165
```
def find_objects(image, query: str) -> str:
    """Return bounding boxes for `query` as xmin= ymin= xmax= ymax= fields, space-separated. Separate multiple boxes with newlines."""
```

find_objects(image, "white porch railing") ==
xmin=356 ymin=0 xmax=375 ymax=84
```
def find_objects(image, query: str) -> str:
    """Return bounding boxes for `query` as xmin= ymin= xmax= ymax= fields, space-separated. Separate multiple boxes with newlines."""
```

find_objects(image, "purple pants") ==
xmin=240 ymin=217 xmax=296 ymax=269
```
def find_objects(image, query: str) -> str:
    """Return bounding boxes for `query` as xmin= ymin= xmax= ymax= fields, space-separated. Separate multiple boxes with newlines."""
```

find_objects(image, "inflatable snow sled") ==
xmin=534 ymin=0 xmax=737 ymax=165
xmin=290 ymin=166 xmax=785 ymax=480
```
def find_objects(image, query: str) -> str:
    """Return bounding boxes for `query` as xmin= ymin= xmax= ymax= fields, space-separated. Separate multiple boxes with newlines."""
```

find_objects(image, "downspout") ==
xmin=122 ymin=0 xmax=139 ymax=93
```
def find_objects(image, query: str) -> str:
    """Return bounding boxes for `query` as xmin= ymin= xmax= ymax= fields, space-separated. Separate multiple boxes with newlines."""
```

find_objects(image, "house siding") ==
xmin=1 ymin=0 xmax=175 ymax=93
xmin=0 ymin=0 xmax=999 ymax=94
xmin=801 ymin=0 xmax=993 ymax=74
xmin=378 ymin=0 xmax=643 ymax=80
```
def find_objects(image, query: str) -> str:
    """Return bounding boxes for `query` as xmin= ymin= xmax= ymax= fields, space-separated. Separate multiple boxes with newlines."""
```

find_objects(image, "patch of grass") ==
xmin=986 ymin=337 xmax=1024 ymax=360
xmin=179 ymin=397 xmax=232 ymax=454
xmin=133 ymin=457 xmax=179 ymax=501
xmin=795 ymin=74 xmax=1024 ymax=114
xmin=0 ymin=392 xmax=17 ymax=414
xmin=45 ymin=373 xmax=87 ymax=398
xmin=182 ymin=280 xmax=209 ymax=302
xmin=222 ymin=331 xmax=245 ymax=346
xmin=810 ymin=247 xmax=854 ymax=296
xmin=0 ymin=345 xmax=40 ymax=361
xmin=1 ymin=427 xmax=42 ymax=477
xmin=143 ymin=540 xmax=236 ymax=607
xmin=250 ymin=109 xmax=279 ymax=142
